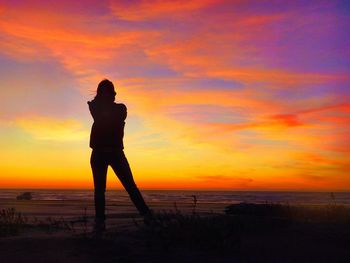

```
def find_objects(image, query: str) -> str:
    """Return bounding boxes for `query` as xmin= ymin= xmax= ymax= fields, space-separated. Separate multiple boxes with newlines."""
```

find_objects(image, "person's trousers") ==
xmin=90 ymin=149 xmax=149 ymax=221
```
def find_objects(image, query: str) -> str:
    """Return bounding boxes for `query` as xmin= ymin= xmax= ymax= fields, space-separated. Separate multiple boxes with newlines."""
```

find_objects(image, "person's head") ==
xmin=95 ymin=79 xmax=116 ymax=102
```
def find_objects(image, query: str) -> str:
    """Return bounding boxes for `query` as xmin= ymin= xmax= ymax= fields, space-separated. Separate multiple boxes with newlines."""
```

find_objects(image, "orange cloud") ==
xmin=207 ymin=68 xmax=350 ymax=86
xmin=195 ymin=175 xmax=253 ymax=188
xmin=15 ymin=116 xmax=88 ymax=141
xmin=0 ymin=4 xmax=160 ymax=92
xmin=144 ymin=37 xmax=349 ymax=98
xmin=270 ymin=114 xmax=303 ymax=127
xmin=110 ymin=0 xmax=221 ymax=21
xmin=300 ymin=153 xmax=349 ymax=167
xmin=238 ymin=14 xmax=286 ymax=26
xmin=299 ymin=102 xmax=350 ymax=115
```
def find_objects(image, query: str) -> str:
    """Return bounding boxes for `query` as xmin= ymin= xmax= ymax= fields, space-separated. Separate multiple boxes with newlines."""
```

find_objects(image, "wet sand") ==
xmin=0 ymin=199 xmax=227 ymax=221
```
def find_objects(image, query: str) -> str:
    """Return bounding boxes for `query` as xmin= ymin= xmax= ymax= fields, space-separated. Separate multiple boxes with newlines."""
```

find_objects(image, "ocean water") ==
xmin=1 ymin=189 xmax=350 ymax=206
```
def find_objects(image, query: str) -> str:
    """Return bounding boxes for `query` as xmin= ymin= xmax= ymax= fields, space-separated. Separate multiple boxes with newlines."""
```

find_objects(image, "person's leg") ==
xmin=90 ymin=150 xmax=108 ymax=225
xmin=109 ymin=151 xmax=150 ymax=215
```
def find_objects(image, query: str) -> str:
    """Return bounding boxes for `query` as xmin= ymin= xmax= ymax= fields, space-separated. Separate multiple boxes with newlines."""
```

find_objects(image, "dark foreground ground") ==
xmin=1 ymin=203 xmax=350 ymax=263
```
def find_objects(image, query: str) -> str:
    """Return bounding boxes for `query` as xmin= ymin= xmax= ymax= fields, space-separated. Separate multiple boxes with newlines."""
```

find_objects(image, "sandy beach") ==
xmin=1 ymin=198 xmax=350 ymax=263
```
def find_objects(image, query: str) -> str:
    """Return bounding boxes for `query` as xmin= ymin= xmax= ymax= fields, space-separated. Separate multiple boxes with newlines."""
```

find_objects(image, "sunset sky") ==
xmin=0 ymin=0 xmax=349 ymax=190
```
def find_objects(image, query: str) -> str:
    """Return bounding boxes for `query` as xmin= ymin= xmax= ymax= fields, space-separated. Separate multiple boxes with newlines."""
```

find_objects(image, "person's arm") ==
xmin=88 ymin=100 xmax=100 ymax=121
xmin=120 ymin=103 xmax=127 ymax=121
xmin=114 ymin=103 xmax=127 ymax=121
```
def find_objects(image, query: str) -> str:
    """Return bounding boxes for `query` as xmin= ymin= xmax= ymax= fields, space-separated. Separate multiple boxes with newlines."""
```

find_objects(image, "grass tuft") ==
xmin=0 ymin=208 xmax=28 ymax=237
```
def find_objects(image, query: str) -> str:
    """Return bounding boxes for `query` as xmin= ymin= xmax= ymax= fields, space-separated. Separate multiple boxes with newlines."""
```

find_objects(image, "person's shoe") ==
xmin=92 ymin=219 xmax=106 ymax=237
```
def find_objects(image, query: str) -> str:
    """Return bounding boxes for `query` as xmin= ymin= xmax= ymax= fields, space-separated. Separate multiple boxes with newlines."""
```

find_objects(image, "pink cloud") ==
xmin=110 ymin=0 xmax=222 ymax=21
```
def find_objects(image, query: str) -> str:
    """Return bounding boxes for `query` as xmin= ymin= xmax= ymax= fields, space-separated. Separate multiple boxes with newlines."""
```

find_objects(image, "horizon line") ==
xmin=0 ymin=187 xmax=348 ymax=193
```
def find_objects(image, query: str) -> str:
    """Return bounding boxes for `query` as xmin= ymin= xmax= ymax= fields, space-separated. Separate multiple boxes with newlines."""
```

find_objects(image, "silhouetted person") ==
xmin=88 ymin=79 xmax=150 ymax=231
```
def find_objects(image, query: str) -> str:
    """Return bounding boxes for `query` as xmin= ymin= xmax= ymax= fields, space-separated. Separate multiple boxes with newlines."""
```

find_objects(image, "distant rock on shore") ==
xmin=16 ymin=192 xmax=33 ymax=200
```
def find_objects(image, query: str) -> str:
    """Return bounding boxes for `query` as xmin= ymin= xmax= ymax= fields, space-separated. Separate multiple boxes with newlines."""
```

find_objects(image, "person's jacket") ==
xmin=88 ymin=99 xmax=127 ymax=150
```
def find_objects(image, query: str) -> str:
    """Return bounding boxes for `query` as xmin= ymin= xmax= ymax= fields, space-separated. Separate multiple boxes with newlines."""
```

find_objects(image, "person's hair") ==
xmin=95 ymin=79 xmax=116 ymax=100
